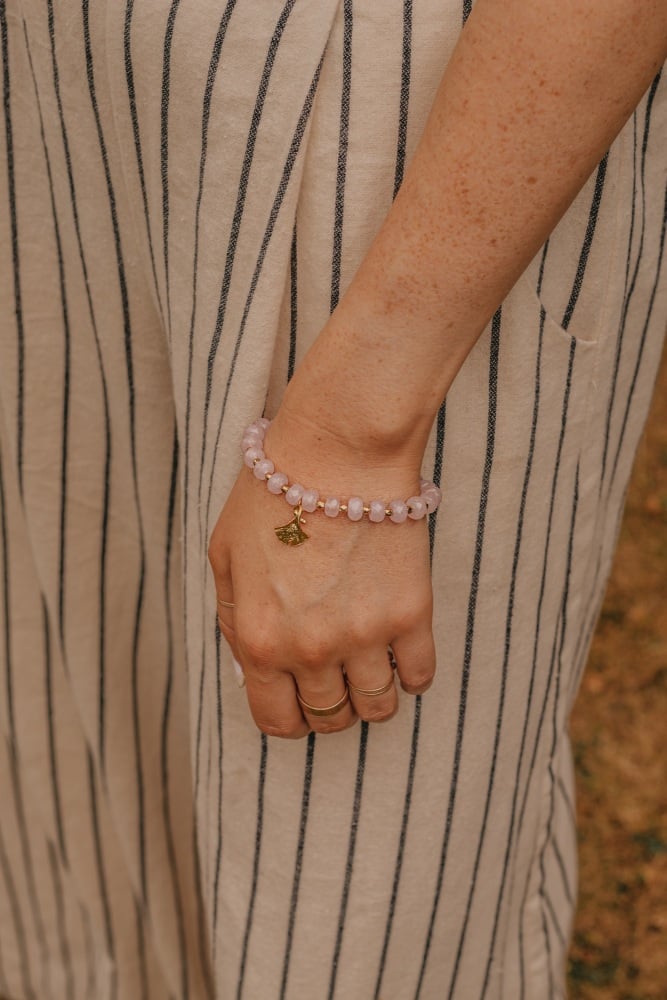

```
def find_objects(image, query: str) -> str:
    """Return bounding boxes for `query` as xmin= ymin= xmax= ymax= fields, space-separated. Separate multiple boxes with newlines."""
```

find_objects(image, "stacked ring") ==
xmin=295 ymin=686 xmax=350 ymax=717
xmin=346 ymin=675 xmax=395 ymax=697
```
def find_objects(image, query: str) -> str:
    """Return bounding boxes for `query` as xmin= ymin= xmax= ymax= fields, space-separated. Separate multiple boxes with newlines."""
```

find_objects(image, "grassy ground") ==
xmin=567 ymin=339 xmax=667 ymax=999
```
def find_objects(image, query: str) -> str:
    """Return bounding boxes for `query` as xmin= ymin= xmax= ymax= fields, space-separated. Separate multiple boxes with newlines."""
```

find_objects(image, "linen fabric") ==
xmin=0 ymin=1 xmax=665 ymax=997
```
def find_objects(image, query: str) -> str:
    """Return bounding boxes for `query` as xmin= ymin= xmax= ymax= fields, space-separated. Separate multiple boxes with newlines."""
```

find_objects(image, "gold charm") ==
xmin=274 ymin=502 xmax=309 ymax=546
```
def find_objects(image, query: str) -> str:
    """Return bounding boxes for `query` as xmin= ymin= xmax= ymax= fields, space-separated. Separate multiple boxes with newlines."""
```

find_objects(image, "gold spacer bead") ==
xmin=316 ymin=500 xmax=325 ymax=509
xmin=281 ymin=484 xmax=290 ymax=493
xmin=339 ymin=504 xmax=348 ymax=513
xmin=362 ymin=506 xmax=370 ymax=514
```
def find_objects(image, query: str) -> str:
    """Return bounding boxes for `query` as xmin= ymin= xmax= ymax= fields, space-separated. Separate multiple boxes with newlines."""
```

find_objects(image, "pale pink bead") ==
xmin=407 ymin=496 xmax=427 ymax=519
xmin=267 ymin=471 xmax=288 ymax=495
xmin=422 ymin=485 xmax=442 ymax=513
xmin=244 ymin=446 xmax=264 ymax=468
xmin=324 ymin=497 xmax=340 ymax=517
xmin=369 ymin=500 xmax=386 ymax=523
xmin=254 ymin=417 xmax=271 ymax=432
xmin=253 ymin=458 xmax=274 ymax=480
xmin=285 ymin=483 xmax=304 ymax=506
xmin=301 ymin=488 xmax=319 ymax=512
xmin=346 ymin=497 xmax=364 ymax=521
xmin=242 ymin=432 xmax=263 ymax=451
xmin=389 ymin=500 xmax=408 ymax=524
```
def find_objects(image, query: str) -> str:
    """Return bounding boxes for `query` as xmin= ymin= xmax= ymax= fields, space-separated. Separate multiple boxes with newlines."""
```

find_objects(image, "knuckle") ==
xmin=392 ymin=602 xmax=427 ymax=634
xmin=345 ymin=619 xmax=376 ymax=649
xmin=294 ymin=638 xmax=332 ymax=670
xmin=239 ymin=626 xmax=277 ymax=670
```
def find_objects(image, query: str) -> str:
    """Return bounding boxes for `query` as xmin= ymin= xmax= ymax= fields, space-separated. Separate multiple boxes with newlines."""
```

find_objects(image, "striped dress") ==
xmin=0 ymin=1 xmax=665 ymax=998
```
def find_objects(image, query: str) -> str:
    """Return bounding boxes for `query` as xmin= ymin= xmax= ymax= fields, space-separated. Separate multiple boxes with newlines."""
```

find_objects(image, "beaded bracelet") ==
xmin=241 ymin=418 xmax=442 ymax=546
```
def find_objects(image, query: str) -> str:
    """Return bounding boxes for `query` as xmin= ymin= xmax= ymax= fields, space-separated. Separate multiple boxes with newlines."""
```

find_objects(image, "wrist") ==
xmin=244 ymin=415 xmax=441 ymax=528
xmin=280 ymin=304 xmax=445 ymax=460
xmin=263 ymin=407 xmax=424 ymax=505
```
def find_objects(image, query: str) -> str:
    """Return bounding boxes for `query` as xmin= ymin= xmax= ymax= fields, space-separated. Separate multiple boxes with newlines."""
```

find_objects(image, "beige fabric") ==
xmin=0 ymin=1 xmax=665 ymax=997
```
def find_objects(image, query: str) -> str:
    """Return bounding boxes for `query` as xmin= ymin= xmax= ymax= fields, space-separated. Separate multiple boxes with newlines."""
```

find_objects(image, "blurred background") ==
xmin=568 ymin=341 xmax=667 ymax=998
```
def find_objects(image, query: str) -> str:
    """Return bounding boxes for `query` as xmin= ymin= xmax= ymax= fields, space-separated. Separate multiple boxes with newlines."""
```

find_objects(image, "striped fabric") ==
xmin=0 ymin=1 xmax=665 ymax=997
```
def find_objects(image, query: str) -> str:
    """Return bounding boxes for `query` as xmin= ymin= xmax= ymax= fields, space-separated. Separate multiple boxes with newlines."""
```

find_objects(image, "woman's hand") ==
xmin=207 ymin=413 xmax=436 ymax=739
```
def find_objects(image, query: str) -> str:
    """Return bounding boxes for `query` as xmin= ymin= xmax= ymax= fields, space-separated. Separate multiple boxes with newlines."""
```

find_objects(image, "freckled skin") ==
xmin=211 ymin=0 xmax=667 ymax=737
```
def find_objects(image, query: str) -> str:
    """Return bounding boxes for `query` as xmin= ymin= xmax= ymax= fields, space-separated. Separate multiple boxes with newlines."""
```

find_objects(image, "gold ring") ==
xmin=347 ymin=675 xmax=395 ymax=698
xmin=295 ymin=685 xmax=350 ymax=718
xmin=216 ymin=599 xmax=235 ymax=609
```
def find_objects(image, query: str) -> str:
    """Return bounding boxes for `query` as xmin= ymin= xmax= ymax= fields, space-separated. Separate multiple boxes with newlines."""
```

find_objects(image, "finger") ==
xmin=293 ymin=666 xmax=357 ymax=735
xmin=216 ymin=598 xmax=236 ymax=634
xmin=245 ymin=670 xmax=310 ymax=740
xmin=344 ymin=648 xmax=398 ymax=723
xmin=391 ymin=627 xmax=436 ymax=695
xmin=217 ymin=620 xmax=246 ymax=688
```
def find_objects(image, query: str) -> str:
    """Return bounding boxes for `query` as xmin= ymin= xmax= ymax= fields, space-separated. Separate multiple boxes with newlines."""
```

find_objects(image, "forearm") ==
xmin=278 ymin=0 xmax=667 ymax=460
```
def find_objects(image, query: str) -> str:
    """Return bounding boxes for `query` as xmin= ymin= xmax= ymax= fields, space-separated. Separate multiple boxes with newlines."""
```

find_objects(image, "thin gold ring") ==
xmin=347 ymin=675 xmax=395 ymax=698
xmin=216 ymin=599 xmax=235 ymax=609
xmin=295 ymin=685 xmax=350 ymax=718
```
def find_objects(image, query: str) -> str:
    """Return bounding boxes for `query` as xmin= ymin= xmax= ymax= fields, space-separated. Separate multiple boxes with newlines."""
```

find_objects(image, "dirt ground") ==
xmin=567 ymin=339 xmax=667 ymax=999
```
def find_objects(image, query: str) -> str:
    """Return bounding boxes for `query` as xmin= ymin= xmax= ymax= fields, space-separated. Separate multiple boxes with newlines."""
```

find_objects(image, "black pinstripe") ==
xmin=0 ymin=0 xmax=24 ymax=494
xmin=160 ymin=0 xmax=181 ymax=339
xmin=458 ymin=269 xmax=548 ymax=999
xmin=124 ymin=0 xmax=166 ymax=326
xmin=482 ymin=331 xmax=577 ymax=997
xmin=82 ymin=0 xmax=150 ymax=903
xmin=278 ymin=732 xmax=316 ymax=1000
xmin=211 ymin=620 xmax=224 ymax=975
xmin=47 ymin=837 xmax=75 ymax=1000
xmin=327 ymin=721 xmax=370 ymax=1000
xmin=0 ymin=795 xmax=35 ymax=1000
xmin=161 ymin=431 xmax=190 ymax=999
xmin=87 ymin=751 xmax=117 ymax=1000
xmin=561 ymin=156 xmax=608 ymax=331
xmin=373 ymin=696 xmax=421 ymax=1000
xmin=608 ymin=181 xmax=667 ymax=491
xmin=23 ymin=21 xmax=70 ymax=870
xmin=236 ymin=734 xmax=268 ymax=1000
xmin=600 ymin=73 xmax=661 ymax=490
xmin=44 ymin=0 xmax=114 ymax=774
xmin=417 ymin=309 xmax=502 ymax=999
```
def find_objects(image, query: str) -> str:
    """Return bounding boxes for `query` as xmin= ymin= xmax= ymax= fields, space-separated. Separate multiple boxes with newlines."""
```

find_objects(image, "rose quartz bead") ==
xmin=407 ymin=497 xmax=427 ymax=519
xmin=389 ymin=500 xmax=408 ymax=524
xmin=347 ymin=497 xmax=364 ymax=521
xmin=267 ymin=471 xmax=288 ymax=495
xmin=253 ymin=458 xmax=274 ymax=480
xmin=369 ymin=500 xmax=386 ymax=523
xmin=255 ymin=417 xmax=271 ymax=431
xmin=244 ymin=446 xmax=264 ymax=468
xmin=301 ymin=488 xmax=319 ymax=513
xmin=422 ymin=485 xmax=443 ymax=513
xmin=285 ymin=483 xmax=304 ymax=506
xmin=242 ymin=431 xmax=263 ymax=451
xmin=324 ymin=497 xmax=340 ymax=517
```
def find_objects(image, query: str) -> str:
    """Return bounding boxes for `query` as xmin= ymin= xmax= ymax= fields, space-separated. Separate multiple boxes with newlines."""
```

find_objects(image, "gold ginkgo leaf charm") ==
xmin=274 ymin=503 xmax=309 ymax=546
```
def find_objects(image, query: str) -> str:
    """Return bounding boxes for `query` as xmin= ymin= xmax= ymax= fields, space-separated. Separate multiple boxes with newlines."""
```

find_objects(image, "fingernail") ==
xmin=232 ymin=657 xmax=246 ymax=688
